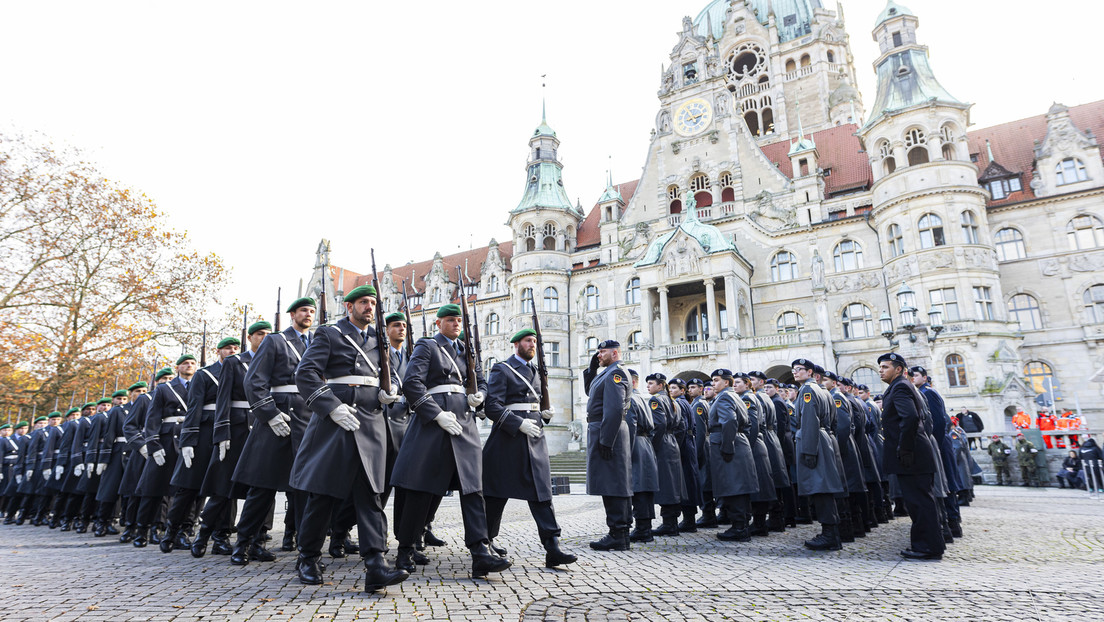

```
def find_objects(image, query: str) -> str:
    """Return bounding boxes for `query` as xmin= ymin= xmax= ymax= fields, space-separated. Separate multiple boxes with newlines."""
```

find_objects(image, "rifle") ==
xmin=53 ymin=396 xmax=59 ymax=412
xmin=113 ymin=376 xmax=119 ymax=394
xmin=240 ymin=306 xmax=248 ymax=353
xmin=275 ymin=288 xmax=282 ymax=332
xmin=370 ymin=249 xmax=392 ymax=396
xmin=200 ymin=322 xmax=208 ymax=367
xmin=456 ymin=266 xmax=478 ymax=396
xmin=319 ymin=271 xmax=329 ymax=324
xmin=532 ymin=310 xmax=552 ymax=413
xmin=101 ymin=383 xmax=106 ymax=399
xmin=458 ymin=269 xmax=483 ymax=379
xmin=67 ymin=390 xmax=75 ymax=410
xmin=400 ymin=279 xmax=415 ymax=357
xmin=420 ymin=304 xmax=429 ymax=338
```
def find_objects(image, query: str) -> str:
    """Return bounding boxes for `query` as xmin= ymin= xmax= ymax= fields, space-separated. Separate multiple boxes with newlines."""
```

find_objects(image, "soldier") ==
xmin=13 ymin=415 xmax=51 ymax=525
xmin=707 ymin=368 xmax=759 ymax=543
xmin=910 ymin=366 xmax=962 ymax=538
xmin=134 ymin=355 xmax=196 ymax=548
xmin=0 ymin=422 xmax=24 ymax=517
xmin=688 ymin=378 xmax=717 ymax=528
xmin=667 ymin=378 xmax=701 ymax=532
xmin=93 ymin=383 xmax=143 ymax=536
xmin=482 ymin=328 xmax=576 ymax=568
xmin=842 ymin=379 xmax=881 ymax=531
xmin=823 ymin=371 xmax=866 ymax=542
xmin=732 ymin=373 xmax=774 ymax=536
xmin=391 ymin=302 xmax=507 ymax=579
xmin=192 ymin=321 xmax=268 ymax=558
xmin=43 ymin=408 xmax=78 ymax=527
xmin=858 ymin=383 xmax=892 ymax=522
xmin=1015 ymin=432 xmax=1040 ymax=487
xmin=764 ymin=378 xmax=797 ymax=527
xmin=584 ymin=339 xmax=632 ymax=551
xmin=232 ymin=297 xmax=316 ymax=566
xmin=626 ymin=369 xmax=659 ymax=542
xmin=878 ymin=353 xmax=944 ymax=560
xmin=53 ymin=404 xmax=91 ymax=530
xmin=644 ymin=373 xmax=685 ymax=537
xmin=79 ymin=394 xmax=123 ymax=534
xmin=292 ymin=285 xmax=409 ymax=591
xmin=748 ymin=371 xmax=790 ymax=532
xmin=988 ymin=434 xmax=1013 ymax=484
xmin=119 ymin=368 xmax=174 ymax=542
xmin=791 ymin=359 xmax=845 ymax=551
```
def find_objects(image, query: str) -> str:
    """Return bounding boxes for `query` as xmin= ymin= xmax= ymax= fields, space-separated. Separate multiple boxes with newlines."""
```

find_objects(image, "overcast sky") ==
xmin=3 ymin=0 xmax=1102 ymax=331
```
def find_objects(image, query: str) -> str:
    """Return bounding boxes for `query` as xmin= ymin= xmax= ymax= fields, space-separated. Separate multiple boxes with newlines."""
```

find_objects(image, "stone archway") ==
xmin=765 ymin=364 xmax=794 ymax=384
xmin=1003 ymin=405 xmax=1018 ymax=432
xmin=673 ymin=370 xmax=711 ymax=384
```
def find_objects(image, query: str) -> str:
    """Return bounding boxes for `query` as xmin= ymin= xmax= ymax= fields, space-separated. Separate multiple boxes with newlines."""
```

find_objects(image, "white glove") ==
xmin=43 ymin=467 xmax=53 ymax=481
xmin=379 ymin=388 xmax=400 ymax=405
xmin=55 ymin=466 xmax=64 ymax=480
xmin=74 ymin=463 xmax=85 ymax=477
xmin=138 ymin=444 xmax=148 ymax=459
xmin=24 ymin=470 xmax=32 ymax=481
xmin=518 ymin=419 xmax=542 ymax=439
xmin=435 ymin=411 xmax=463 ymax=436
xmin=218 ymin=440 xmax=230 ymax=462
xmin=467 ymin=391 xmax=485 ymax=409
xmin=181 ymin=446 xmax=194 ymax=469
xmin=268 ymin=411 xmax=292 ymax=437
xmin=329 ymin=404 xmax=360 ymax=432
xmin=96 ymin=463 xmax=106 ymax=476
xmin=15 ymin=474 xmax=22 ymax=484
xmin=152 ymin=449 xmax=166 ymax=466
xmin=540 ymin=406 xmax=555 ymax=422
xmin=1031 ymin=448 xmax=1038 ymax=454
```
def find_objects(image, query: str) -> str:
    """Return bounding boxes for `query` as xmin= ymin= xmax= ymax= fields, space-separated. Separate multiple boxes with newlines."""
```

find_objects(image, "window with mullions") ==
xmin=1008 ymin=294 xmax=1042 ymax=331
xmin=770 ymin=251 xmax=797 ymax=281
xmin=833 ymin=240 xmax=864 ymax=271
xmin=842 ymin=303 xmax=874 ymax=339
xmin=994 ymin=228 xmax=1026 ymax=261
xmin=918 ymin=213 xmax=945 ymax=248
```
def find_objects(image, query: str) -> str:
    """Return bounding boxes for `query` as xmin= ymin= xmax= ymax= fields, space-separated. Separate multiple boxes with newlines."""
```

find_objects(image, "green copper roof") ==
xmin=788 ymin=135 xmax=816 ymax=156
xmin=875 ymin=1 xmax=915 ymax=27
xmin=513 ymin=161 xmax=573 ymax=213
xmin=534 ymin=99 xmax=555 ymax=137
xmin=861 ymin=48 xmax=965 ymax=131
xmin=694 ymin=0 xmax=821 ymax=43
xmin=635 ymin=196 xmax=735 ymax=267
xmin=598 ymin=172 xmax=623 ymax=204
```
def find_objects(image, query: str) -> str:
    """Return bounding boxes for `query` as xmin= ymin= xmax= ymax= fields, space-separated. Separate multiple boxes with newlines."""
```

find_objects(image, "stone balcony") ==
xmin=739 ymin=329 xmax=824 ymax=351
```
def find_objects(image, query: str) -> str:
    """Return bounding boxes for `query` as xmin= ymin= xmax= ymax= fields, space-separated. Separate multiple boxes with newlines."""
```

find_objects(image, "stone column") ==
xmin=723 ymin=276 xmax=738 ymax=337
xmin=704 ymin=278 xmax=719 ymax=341
xmin=641 ymin=287 xmax=655 ymax=346
xmin=658 ymin=286 xmax=671 ymax=346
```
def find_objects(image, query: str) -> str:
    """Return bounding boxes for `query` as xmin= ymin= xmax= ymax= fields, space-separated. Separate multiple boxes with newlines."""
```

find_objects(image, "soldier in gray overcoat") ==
xmin=733 ymin=374 xmax=775 ymax=536
xmin=646 ymin=373 xmax=685 ymax=536
xmin=707 ymin=368 xmax=759 ymax=543
xmin=585 ymin=340 xmax=633 ymax=551
xmin=750 ymin=372 xmax=790 ymax=532
xmin=627 ymin=370 xmax=659 ymax=542
xmin=792 ymin=359 xmax=845 ymax=551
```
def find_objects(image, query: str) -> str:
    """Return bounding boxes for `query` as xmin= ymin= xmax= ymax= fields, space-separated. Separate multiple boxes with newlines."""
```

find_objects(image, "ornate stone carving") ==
xmin=885 ymin=256 xmax=918 ymax=283
xmin=664 ymin=236 xmax=702 ymax=277
xmin=1069 ymin=252 xmax=1104 ymax=272
xmin=616 ymin=306 xmax=640 ymax=323
xmin=1039 ymin=258 xmax=1062 ymax=277
xmin=748 ymin=190 xmax=797 ymax=229
xmin=656 ymin=109 xmax=672 ymax=134
xmin=962 ymin=247 xmax=997 ymax=270
xmin=919 ymin=250 xmax=954 ymax=271
xmin=826 ymin=271 xmax=882 ymax=293
xmin=583 ymin=312 xmax=606 ymax=328
xmin=620 ymin=222 xmax=654 ymax=261
xmin=811 ymin=249 xmax=825 ymax=289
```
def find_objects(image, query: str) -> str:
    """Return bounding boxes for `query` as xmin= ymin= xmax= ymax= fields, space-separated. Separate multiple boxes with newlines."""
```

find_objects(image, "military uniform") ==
xmin=0 ymin=427 xmax=25 ymax=517
xmin=93 ymin=396 xmax=136 ymax=534
xmin=987 ymin=437 xmax=1012 ymax=484
xmin=691 ymin=391 xmax=716 ymax=526
xmin=585 ymin=355 xmax=633 ymax=550
xmin=163 ymin=361 xmax=222 ymax=551
xmin=75 ymin=401 xmax=114 ymax=531
xmin=119 ymin=390 xmax=154 ymax=537
xmin=1015 ymin=436 xmax=1040 ymax=486
xmin=768 ymin=387 xmax=798 ymax=526
xmin=671 ymin=387 xmax=701 ymax=530
xmin=736 ymin=386 xmax=775 ymax=535
xmin=751 ymin=382 xmax=789 ymax=531
xmin=134 ymin=376 xmax=190 ymax=546
xmin=793 ymin=360 xmax=845 ymax=550
xmin=648 ymin=387 xmax=685 ymax=534
xmin=828 ymin=383 xmax=866 ymax=542
xmin=627 ymin=386 xmax=659 ymax=540
xmin=707 ymin=375 xmax=758 ymax=541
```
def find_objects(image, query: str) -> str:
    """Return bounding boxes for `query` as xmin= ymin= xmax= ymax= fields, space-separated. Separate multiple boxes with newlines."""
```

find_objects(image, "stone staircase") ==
xmin=549 ymin=450 xmax=587 ymax=485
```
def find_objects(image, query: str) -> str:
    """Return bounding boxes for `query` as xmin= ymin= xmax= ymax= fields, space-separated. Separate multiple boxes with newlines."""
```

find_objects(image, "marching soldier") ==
xmin=79 ymin=395 xmax=122 ymax=534
xmin=791 ymin=359 xmax=845 ymax=551
xmin=93 ymin=383 xmax=144 ymax=536
xmin=14 ymin=414 xmax=53 ymax=525
xmin=707 ymin=368 xmax=758 ymax=542
xmin=988 ymin=435 xmax=1013 ymax=485
xmin=627 ymin=369 xmax=659 ymax=542
xmin=51 ymin=405 xmax=88 ymax=530
xmin=749 ymin=371 xmax=790 ymax=532
xmin=42 ymin=409 xmax=74 ymax=527
xmin=667 ymin=378 xmax=701 ymax=532
xmin=482 ymin=328 xmax=576 ymax=568
xmin=645 ymin=373 xmax=685 ymax=537
xmin=584 ymin=340 xmax=633 ymax=552
xmin=732 ymin=373 xmax=774 ymax=536
xmin=119 ymin=368 xmax=174 ymax=542
xmin=0 ymin=422 xmax=28 ymax=518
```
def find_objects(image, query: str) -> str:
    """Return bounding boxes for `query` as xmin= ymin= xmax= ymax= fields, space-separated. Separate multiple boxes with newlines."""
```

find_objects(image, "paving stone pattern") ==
xmin=1 ymin=486 xmax=1101 ymax=621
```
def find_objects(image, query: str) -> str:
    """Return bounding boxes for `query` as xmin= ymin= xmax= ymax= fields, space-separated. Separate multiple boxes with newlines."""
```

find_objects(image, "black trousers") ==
xmin=299 ymin=467 xmax=387 ymax=560
xmin=397 ymin=488 xmax=489 ymax=549
xmin=601 ymin=496 xmax=632 ymax=531
xmin=199 ymin=495 xmax=237 ymax=531
xmin=720 ymin=494 xmax=750 ymax=529
xmin=123 ymin=496 xmax=138 ymax=526
xmin=284 ymin=492 xmax=297 ymax=532
xmin=779 ymin=486 xmax=796 ymax=519
xmin=485 ymin=495 xmax=561 ymax=543
xmin=943 ymin=492 xmax=960 ymax=521
xmin=96 ymin=498 xmax=120 ymax=522
xmin=236 ymin=486 xmax=276 ymax=541
xmin=632 ymin=491 xmax=655 ymax=522
xmin=659 ymin=503 xmax=681 ymax=523
xmin=136 ymin=495 xmax=169 ymax=527
xmin=167 ymin=488 xmax=204 ymax=531
xmin=898 ymin=473 xmax=945 ymax=555
xmin=810 ymin=493 xmax=838 ymax=526
xmin=849 ymin=491 xmax=868 ymax=528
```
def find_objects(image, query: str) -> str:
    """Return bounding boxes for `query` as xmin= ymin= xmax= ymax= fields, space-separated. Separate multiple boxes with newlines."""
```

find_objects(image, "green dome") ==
xmin=694 ymin=0 xmax=822 ymax=43
xmin=875 ymin=1 xmax=915 ymax=27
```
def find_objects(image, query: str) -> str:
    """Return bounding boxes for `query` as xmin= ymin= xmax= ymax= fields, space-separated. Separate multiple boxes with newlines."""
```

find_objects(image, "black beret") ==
xmin=873 ymin=394 xmax=883 ymax=401
xmin=791 ymin=358 xmax=814 ymax=369
xmin=687 ymin=378 xmax=705 ymax=387
xmin=734 ymin=371 xmax=750 ymax=380
xmin=628 ymin=368 xmax=638 ymax=378
xmin=765 ymin=378 xmax=780 ymax=386
xmin=878 ymin=352 xmax=907 ymax=367
xmin=597 ymin=339 xmax=620 ymax=350
xmin=286 ymin=297 xmax=317 ymax=313
xmin=711 ymin=368 xmax=733 ymax=379
xmin=646 ymin=372 xmax=667 ymax=384
xmin=823 ymin=370 xmax=838 ymax=381
xmin=812 ymin=364 xmax=825 ymax=376
xmin=841 ymin=378 xmax=855 ymax=387
xmin=669 ymin=378 xmax=687 ymax=388
xmin=748 ymin=371 xmax=767 ymax=380
xmin=909 ymin=365 xmax=928 ymax=376
xmin=858 ymin=384 xmax=869 ymax=391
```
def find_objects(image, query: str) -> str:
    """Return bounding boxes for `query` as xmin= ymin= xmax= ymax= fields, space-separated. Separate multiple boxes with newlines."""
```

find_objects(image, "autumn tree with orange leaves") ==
xmin=0 ymin=131 xmax=230 ymax=421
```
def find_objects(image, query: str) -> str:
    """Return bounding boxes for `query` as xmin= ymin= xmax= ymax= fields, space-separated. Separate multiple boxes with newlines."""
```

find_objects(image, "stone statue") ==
xmin=811 ymin=249 xmax=825 ymax=289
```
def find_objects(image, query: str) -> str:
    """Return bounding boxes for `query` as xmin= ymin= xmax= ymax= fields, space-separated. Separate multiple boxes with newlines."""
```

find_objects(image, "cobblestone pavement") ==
xmin=1 ymin=486 xmax=1101 ymax=621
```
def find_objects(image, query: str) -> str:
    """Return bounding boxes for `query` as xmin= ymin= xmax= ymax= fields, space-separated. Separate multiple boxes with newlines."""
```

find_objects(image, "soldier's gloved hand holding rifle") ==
xmin=379 ymin=388 xmax=400 ymax=405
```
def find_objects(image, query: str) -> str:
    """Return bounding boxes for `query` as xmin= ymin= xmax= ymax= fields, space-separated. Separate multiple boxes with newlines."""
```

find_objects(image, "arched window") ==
xmin=833 ymin=240 xmax=864 ymax=271
xmin=1008 ymin=294 xmax=1042 ymax=331
xmin=841 ymin=303 xmax=874 ymax=339
xmin=667 ymin=184 xmax=682 ymax=215
xmin=776 ymin=311 xmax=804 ymax=333
xmin=994 ymin=228 xmax=1026 ymax=261
xmin=945 ymin=354 xmax=967 ymax=388
xmin=525 ymin=238 xmax=536 ymax=252
xmin=826 ymin=50 xmax=835 ymax=63
xmin=719 ymin=171 xmax=735 ymax=203
xmin=627 ymin=330 xmax=642 ymax=350
xmin=905 ymin=128 xmax=929 ymax=165
xmin=918 ymin=213 xmax=945 ymax=248
xmin=485 ymin=312 xmax=499 ymax=335
xmin=744 ymin=110 xmax=760 ymax=136
xmin=887 ymin=223 xmax=904 ymax=258
xmin=686 ymin=302 xmax=728 ymax=341
xmin=585 ymin=336 xmax=599 ymax=352
xmin=1067 ymin=214 xmax=1104 ymax=250
xmin=852 ymin=366 xmax=881 ymax=389
xmin=431 ymin=287 xmax=442 ymax=304
xmin=1084 ymin=284 xmax=1104 ymax=324
xmin=521 ymin=288 xmax=534 ymax=313
xmin=770 ymin=251 xmax=797 ymax=281
xmin=784 ymin=58 xmax=796 ymax=73
xmin=543 ymin=222 xmax=557 ymax=251
xmin=487 ymin=274 xmax=499 ymax=293
xmin=961 ymin=211 xmax=979 ymax=244
xmin=1024 ymin=361 xmax=1061 ymax=401
xmin=523 ymin=223 xmax=537 ymax=252
xmin=542 ymin=287 xmax=559 ymax=312
xmin=761 ymin=107 xmax=774 ymax=134
xmin=585 ymin=285 xmax=600 ymax=310
xmin=1056 ymin=158 xmax=1089 ymax=185
xmin=878 ymin=140 xmax=896 ymax=175
xmin=690 ymin=173 xmax=711 ymax=208
xmin=625 ymin=277 xmax=640 ymax=305
xmin=940 ymin=124 xmax=956 ymax=160
xmin=799 ymin=54 xmax=811 ymax=68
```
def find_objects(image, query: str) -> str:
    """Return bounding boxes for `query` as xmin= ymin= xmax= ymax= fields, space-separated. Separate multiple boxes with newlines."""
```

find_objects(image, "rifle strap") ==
xmin=502 ymin=361 xmax=539 ymax=401
xmin=342 ymin=333 xmax=379 ymax=375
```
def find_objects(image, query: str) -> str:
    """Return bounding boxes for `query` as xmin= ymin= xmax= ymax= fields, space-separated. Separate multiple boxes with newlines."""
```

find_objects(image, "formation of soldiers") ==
xmin=581 ymin=343 xmax=967 ymax=561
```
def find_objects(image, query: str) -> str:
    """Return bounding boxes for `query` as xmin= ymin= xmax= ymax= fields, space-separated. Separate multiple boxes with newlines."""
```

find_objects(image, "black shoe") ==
xmin=543 ymin=537 xmax=577 ymax=568
xmin=423 ymin=529 xmax=446 ymax=547
xmin=628 ymin=527 xmax=654 ymax=543
xmin=3 ymin=516 xmax=15 ymax=525
xmin=149 ymin=527 xmax=163 ymax=545
xmin=900 ymin=548 xmax=942 ymax=560
xmin=133 ymin=526 xmax=149 ymax=548
xmin=804 ymin=524 xmax=842 ymax=551
xmin=175 ymin=529 xmax=191 ymax=550
xmin=75 ymin=519 xmax=88 ymax=534
xmin=344 ymin=537 xmax=359 ymax=555
xmin=329 ymin=535 xmax=347 ymax=559
xmin=159 ymin=529 xmax=177 ymax=553
xmin=411 ymin=550 xmax=430 ymax=565
xmin=395 ymin=547 xmax=416 ymax=573
xmin=949 ymin=519 xmax=963 ymax=538
xmin=942 ymin=529 xmax=954 ymax=544
xmin=651 ymin=522 xmax=679 ymax=537
xmin=191 ymin=526 xmax=212 ymax=558
xmin=748 ymin=518 xmax=769 ymax=537
xmin=838 ymin=519 xmax=855 ymax=543
xmin=470 ymin=543 xmax=511 ymax=578
xmin=893 ymin=503 xmax=909 ymax=517
xmin=297 ymin=555 xmax=323 ymax=585
xmin=717 ymin=527 xmax=751 ymax=542
xmin=696 ymin=514 xmax=719 ymax=528
xmin=105 ymin=523 xmax=119 ymax=535
xmin=262 ymin=531 xmax=272 ymax=541
xmin=363 ymin=553 xmax=408 ymax=593
xmin=785 ymin=517 xmax=798 ymax=528
xmin=768 ymin=514 xmax=786 ymax=533
xmin=488 ymin=540 xmax=507 ymax=557
xmin=677 ymin=519 xmax=698 ymax=533
xmin=119 ymin=526 xmax=135 ymax=544
xmin=230 ymin=539 xmax=250 ymax=565
xmin=60 ymin=519 xmax=72 ymax=532
xmin=590 ymin=531 xmax=630 ymax=551
xmin=248 ymin=542 xmax=275 ymax=562
xmin=211 ymin=538 xmax=233 ymax=556
xmin=93 ymin=521 xmax=107 ymax=537
xmin=281 ymin=531 xmax=296 ymax=552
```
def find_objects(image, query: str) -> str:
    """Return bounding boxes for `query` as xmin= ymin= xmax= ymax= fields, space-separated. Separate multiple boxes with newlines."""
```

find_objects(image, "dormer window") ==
xmin=986 ymin=176 xmax=1021 ymax=200
xmin=892 ymin=31 xmax=902 ymax=47
xmin=1056 ymin=158 xmax=1089 ymax=185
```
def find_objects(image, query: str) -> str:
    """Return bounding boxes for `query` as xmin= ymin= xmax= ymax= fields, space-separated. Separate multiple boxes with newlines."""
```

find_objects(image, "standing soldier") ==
xmin=688 ymin=379 xmax=717 ymax=528
xmin=119 ymin=368 xmax=174 ymax=542
xmin=667 ymin=378 xmax=701 ymax=533
xmin=645 ymin=373 xmax=685 ymax=537
xmin=843 ymin=379 xmax=881 ymax=531
xmin=749 ymin=372 xmax=790 ymax=532
xmin=1015 ymin=433 xmax=1040 ymax=487
xmin=81 ymin=394 xmax=123 ymax=534
xmin=707 ymin=368 xmax=758 ymax=543
xmin=791 ymin=359 xmax=845 ymax=551
xmin=482 ymin=328 xmax=576 ymax=568
xmin=292 ymin=285 xmax=408 ymax=591
xmin=823 ymin=371 xmax=866 ymax=542
xmin=732 ymin=373 xmax=774 ymax=537
xmin=988 ymin=435 xmax=1012 ymax=485
xmin=93 ymin=383 xmax=143 ymax=536
xmin=764 ymin=378 xmax=797 ymax=527
xmin=627 ymin=369 xmax=659 ymax=542
xmin=584 ymin=340 xmax=632 ymax=552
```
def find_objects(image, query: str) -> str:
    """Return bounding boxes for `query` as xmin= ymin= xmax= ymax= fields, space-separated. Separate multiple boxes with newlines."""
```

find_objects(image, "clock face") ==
xmin=674 ymin=98 xmax=713 ymax=137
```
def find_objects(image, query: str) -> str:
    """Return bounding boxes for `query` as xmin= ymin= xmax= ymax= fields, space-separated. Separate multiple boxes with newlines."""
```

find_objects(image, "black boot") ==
xmin=191 ymin=525 xmax=213 ymax=558
xmin=768 ymin=512 xmax=786 ymax=533
xmin=175 ymin=529 xmax=191 ymax=550
xmin=543 ymin=536 xmax=577 ymax=568
xmin=590 ymin=529 xmax=630 ymax=551
xmin=629 ymin=520 xmax=654 ymax=542
xmin=211 ymin=529 xmax=233 ymax=555
xmin=412 ymin=549 xmax=430 ymax=565
xmin=230 ymin=537 xmax=251 ymax=565
xmin=470 ymin=542 xmax=511 ymax=578
xmin=328 ymin=531 xmax=348 ymax=558
xmin=696 ymin=509 xmax=719 ymax=528
xmin=749 ymin=514 xmax=769 ymax=537
xmin=132 ymin=525 xmax=149 ymax=548
xmin=281 ymin=530 xmax=296 ymax=552
xmin=488 ymin=539 xmax=507 ymax=557
xmin=344 ymin=537 xmax=359 ymax=555
xmin=678 ymin=509 xmax=698 ymax=533
xmin=395 ymin=547 xmax=416 ymax=573
xmin=93 ymin=521 xmax=107 ymax=537
xmin=363 ymin=552 xmax=408 ymax=593
xmin=60 ymin=519 xmax=72 ymax=532
xmin=160 ymin=527 xmax=178 ymax=553
xmin=423 ymin=528 xmax=446 ymax=547
xmin=149 ymin=525 xmax=163 ymax=545
xmin=248 ymin=540 xmax=276 ymax=562
xmin=717 ymin=525 xmax=750 ymax=542
xmin=838 ymin=515 xmax=855 ymax=543
xmin=105 ymin=522 xmax=119 ymax=535
xmin=297 ymin=554 xmax=323 ymax=585
xmin=651 ymin=517 xmax=679 ymax=537
xmin=119 ymin=525 xmax=135 ymax=544
xmin=75 ymin=519 xmax=88 ymax=534
xmin=893 ymin=500 xmax=909 ymax=517
xmin=949 ymin=518 xmax=963 ymax=538
xmin=804 ymin=523 xmax=842 ymax=551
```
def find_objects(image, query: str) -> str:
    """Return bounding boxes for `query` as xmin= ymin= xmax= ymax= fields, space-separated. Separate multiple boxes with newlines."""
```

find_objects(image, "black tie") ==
xmin=302 ymin=334 xmax=309 ymax=349
xmin=360 ymin=330 xmax=368 ymax=345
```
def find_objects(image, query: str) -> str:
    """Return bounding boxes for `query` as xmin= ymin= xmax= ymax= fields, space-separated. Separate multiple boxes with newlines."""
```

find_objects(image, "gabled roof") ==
xmin=332 ymin=242 xmax=515 ymax=296
xmin=760 ymin=123 xmax=872 ymax=195
xmin=978 ymin=159 xmax=1014 ymax=182
xmin=577 ymin=179 xmax=639 ymax=250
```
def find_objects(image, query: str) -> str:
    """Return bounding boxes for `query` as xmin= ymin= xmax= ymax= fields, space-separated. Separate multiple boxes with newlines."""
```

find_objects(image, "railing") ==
xmin=667 ymin=214 xmax=682 ymax=227
xmin=784 ymin=66 xmax=814 ymax=81
xmin=826 ymin=63 xmax=846 ymax=74
xmin=737 ymin=82 xmax=771 ymax=97
xmin=661 ymin=340 xmax=721 ymax=358
xmin=739 ymin=329 xmax=823 ymax=350
xmin=941 ymin=320 xmax=977 ymax=335
xmin=695 ymin=206 xmax=712 ymax=220
xmin=717 ymin=201 xmax=737 ymax=217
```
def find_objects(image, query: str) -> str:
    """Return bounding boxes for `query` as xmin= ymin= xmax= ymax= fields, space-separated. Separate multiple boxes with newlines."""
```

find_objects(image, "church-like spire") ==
xmin=513 ymin=96 xmax=574 ymax=214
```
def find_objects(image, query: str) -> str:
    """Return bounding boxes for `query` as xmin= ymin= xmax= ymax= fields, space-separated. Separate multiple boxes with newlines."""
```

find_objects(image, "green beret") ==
xmin=247 ymin=320 xmax=272 ymax=335
xmin=176 ymin=354 xmax=196 ymax=366
xmin=81 ymin=402 xmax=96 ymax=410
xmin=97 ymin=397 xmax=112 ymax=405
xmin=0 ymin=424 xmax=10 ymax=430
xmin=155 ymin=367 xmax=174 ymax=381
xmin=385 ymin=312 xmax=405 ymax=325
xmin=286 ymin=296 xmax=316 ymax=313
xmin=47 ymin=411 xmax=61 ymax=419
xmin=343 ymin=284 xmax=376 ymax=302
xmin=217 ymin=337 xmax=241 ymax=349
xmin=111 ymin=390 xmax=127 ymax=398
xmin=128 ymin=381 xmax=148 ymax=391
xmin=510 ymin=328 xmax=536 ymax=343
xmin=64 ymin=408 xmax=78 ymax=416
xmin=35 ymin=416 xmax=48 ymax=423
xmin=436 ymin=304 xmax=461 ymax=318
xmin=15 ymin=421 xmax=28 ymax=428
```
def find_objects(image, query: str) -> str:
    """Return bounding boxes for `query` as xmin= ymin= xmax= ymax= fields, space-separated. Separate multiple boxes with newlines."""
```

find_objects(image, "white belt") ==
xmin=505 ymin=403 xmax=539 ymax=411
xmin=203 ymin=404 xmax=216 ymax=411
xmin=230 ymin=401 xmax=250 ymax=409
xmin=114 ymin=436 xmax=126 ymax=443
xmin=426 ymin=384 xmax=465 ymax=396
xmin=327 ymin=376 xmax=379 ymax=387
xmin=271 ymin=385 xmax=299 ymax=393
xmin=163 ymin=416 xmax=185 ymax=424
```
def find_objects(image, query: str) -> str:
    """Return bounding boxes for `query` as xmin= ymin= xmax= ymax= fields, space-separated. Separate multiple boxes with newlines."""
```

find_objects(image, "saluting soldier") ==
xmin=667 ymin=378 xmax=701 ymax=533
xmin=645 ymin=373 xmax=685 ymax=537
xmin=627 ymin=369 xmax=659 ymax=542
xmin=584 ymin=339 xmax=633 ymax=552
xmin=93 ymin=383 xmax=144 ymax=536
xmin=791 ymin=359 xmax=845 ymax=551
xmin=707 ymin=368 xmax=759 ymax=543
xmin=119 ymin=368 xmax=173 ymax=542
xmin=749 ymin=372 xmax=791 ymax=532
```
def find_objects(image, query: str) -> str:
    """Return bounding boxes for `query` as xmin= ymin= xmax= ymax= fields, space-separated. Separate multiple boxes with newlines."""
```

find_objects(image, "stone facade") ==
xmin=305 ymin=1 xmax=1104 ymax=454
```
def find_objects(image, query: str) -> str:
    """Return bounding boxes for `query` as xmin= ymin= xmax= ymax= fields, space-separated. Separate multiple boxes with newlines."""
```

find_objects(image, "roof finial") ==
xmin=541 ymin=74 xmax=547 ymax=123
xmin=607 ymin=155 xmax=613 ymax=188
xmin=985 ymin=139 xmax=994 ymax=164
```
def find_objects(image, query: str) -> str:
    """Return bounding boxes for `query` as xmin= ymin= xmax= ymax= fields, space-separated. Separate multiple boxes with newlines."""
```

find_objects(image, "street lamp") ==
xmin=927 ymin=308 xmax=945 ymax=342
xmin=880 ymin=310 xmax=898 ymax=346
